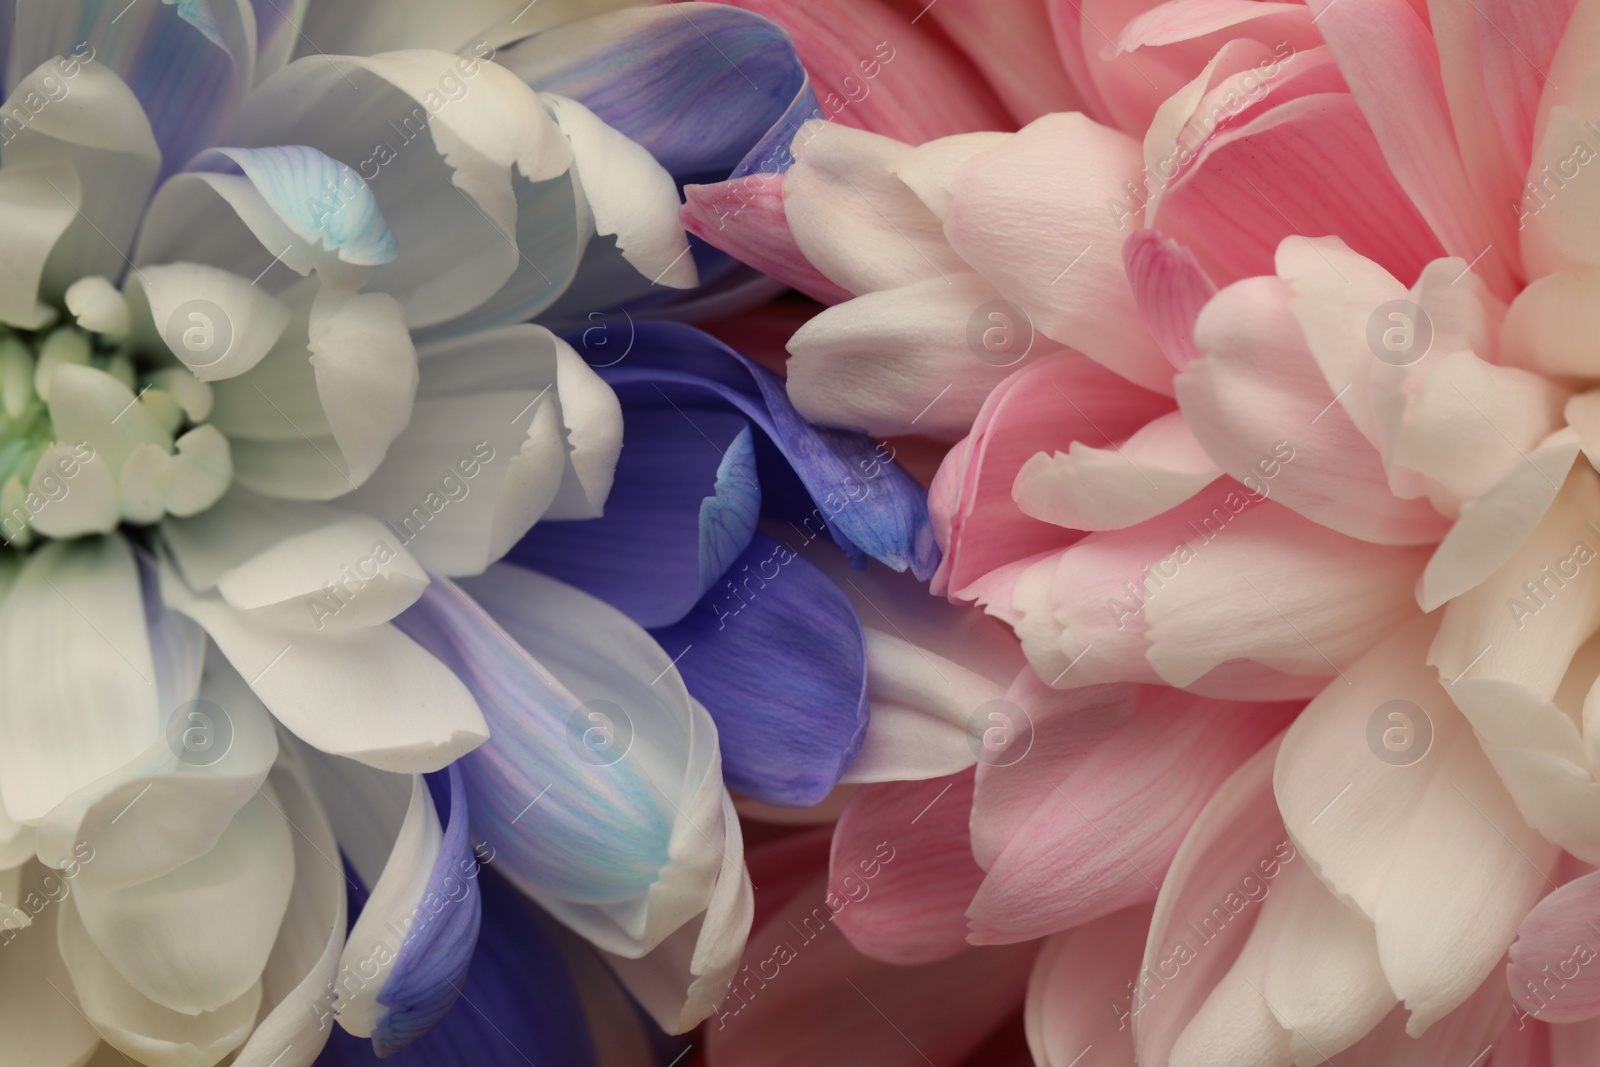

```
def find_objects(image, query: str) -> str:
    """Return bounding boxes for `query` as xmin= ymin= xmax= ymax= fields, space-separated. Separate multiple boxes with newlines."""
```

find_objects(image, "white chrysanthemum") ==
xmin=0 ymin=1 xmax=700 ymax=1064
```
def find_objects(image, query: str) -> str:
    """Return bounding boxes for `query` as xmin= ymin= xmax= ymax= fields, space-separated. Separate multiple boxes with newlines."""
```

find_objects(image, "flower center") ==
xmin=0 ymin=278 xmax=225 ymax=548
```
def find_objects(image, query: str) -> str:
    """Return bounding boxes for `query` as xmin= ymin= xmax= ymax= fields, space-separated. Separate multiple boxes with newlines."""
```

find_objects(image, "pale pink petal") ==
xmin=1430 ymin=0 xmax=1574 ymax=285
xmin=1508 ymin=869 xmax=1600 ymax=1023
xmin=966 ymin=680 xmax=1298 ymax=943
xmin=706 ymin=874 xmax=1033 ymax=1066
xmin=1520 ymin=74 xmax=1600 ymax=279
xmin=1025 ymin=906 xmax=1149 ymax=1067
xmin=1132 ymin=736 xmax=1287 ymax=1067
xmin=1043 ymin=0 xmax=1116 ymax=126
xmin=931 ymin=353 xmax=1172 ymax=599
xmin=1429 ymin=463 xmax=1600 ymax=864
xmin=1303 ymin=0 xmax=1517 ymax=296
xmin=784 ymin=122 xmax=970 ymax=296
xmin=1013 ymin=409 xmax=1221 ymax=531
xmin=1278 ymin=614 xmax=1559 ymax=1033
xmin=784 ymin=274 xmax=1040 ymax=441
xmin=682 ymin=176 xmax=854 ymax=305
xmin=1322 ymin=975 xmax=1512 ymax=1066
xmin=1180 ymin=275 xmax=1453 ymax=545
xmin=1503 ymin=270 xmax=1600 ymax=378
xmin=888 ymin=132 xmax=1010 ymax=221
xmin=924 ymin=0 xmax=1087 ymax=124
xmin=1123 ymin=229 xmax=1217 ymax=371
xmin=1008 ymin=482 xmax=1345 ymax=699
xmin=712 ymin=0 xmax=1012 ymax=143
xmin=1086 ymin=0 xmax=1322 ymax=137
xmin=1157 ymin=94 xmax=1446 ymax=287
xmin=1418 ymin=428 xmax=1582 ymax=610
xmin=943 ymin=112 xmax=1177 ymax=395
xmin=1141 ymin=502 xmax=1431 ymax=688
xmin=828 ymin=770 xmax=982 ymax=965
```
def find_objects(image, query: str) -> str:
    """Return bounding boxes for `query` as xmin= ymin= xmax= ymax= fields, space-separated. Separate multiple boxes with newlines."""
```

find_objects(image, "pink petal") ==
xmin=1179 ymin=274 xmax=1452 ymax=545
xmin=1157 ymin=93 xmax=1446 ymax=287
xmin=923 ymin=0 xmax=1087 ymax=125
xmin=829 ymin=770 xmax=984 ymax=965
xmin=943 ymin=112 xmax=1177 ymax=395
xmin=1123 ymin=229 xmax=1216 ymax=371
xmin=681 ymin=176 xmax=854 ymax=305
xmin=1013 ymin=409 xmax=1221 ymax=532
xmin=706 ymin=873 xmax=1034 ymax=1066
xmin=1132 ymin=734 xmax=1287 ymax=1067
xmin=1303 ymin=0 xmax=1517 ymax=296
xmin=966 ymin=678 xmax=1298 ymax=943
xmin=1509 ymin=869 xmax=1600 ymax=1024
xmin=1430 ymin=0 xmax=1574 ymax=285
xmin=929 ymin=352 xmax=1174 ymax=598
xmin=1025 ymin=905 xmax=1150 ymax=1067
xmin=711 ymin=0 xmax=1012 ymax=143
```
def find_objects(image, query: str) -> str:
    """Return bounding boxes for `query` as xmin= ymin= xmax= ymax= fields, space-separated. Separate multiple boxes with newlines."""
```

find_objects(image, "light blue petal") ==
xmin=198 ymin=145 xmax=399 ymax=265
xmin=507 ymin=411 xmax=760 ymax=629
xmin=593 ymin=322 xmax=941 ymax=580
xmin=652 ymin=533 xmax=868 ymax=806
xmin=161 ymin=0 xmax=222 ymax=48
xmin=392 ymin=576 xmax=672 ymax=904
xmin=369 ymin=767 xmax=481 ymax=1057
xmin=700 ymin=425 xmax=761 ymax=592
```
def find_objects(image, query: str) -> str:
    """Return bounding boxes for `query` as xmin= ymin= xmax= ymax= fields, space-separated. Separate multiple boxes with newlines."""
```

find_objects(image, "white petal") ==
xmin=888 ymin=131 xmax=1010 ymax=222
xmin=0 ymin=537 xmax=157 ymax=823
xmin=601 ymin=792 xmax=753 ymax=1034
xmin=784 ymin=273 xmax=1031 ymax=442
xmin=1 ymin=57 xmax=160 ymax=300
xmin=164 ymin=425 xmax=232 ymax=517
xmin=1277 ymin=615 xmax=1558 ymax=1033
xmin=0 ymin=863 xmax=100 ymax=1067
xmin=26 ymin=440 xmax=120 ymax=538
xmin=546 ymin=94 xmax=697 ymax=290
xmin=1014 ymin=409 xmax=1221 ymax=531
xmin=1418 ymin=427 xmax=1581 ymax=610
xmin=64 ymin=276 xmax=129 ymax=338
xmin=306 ymin=287 xmax=417 ymax=486
xmin=341 ymin=390 xmax=565 ymax=576
xmin=35 ymin=644 xmax=279 ymax=894
xmin=214 ymin=514 xmax=427 ymax=633
xmin=225 ymin=752 xmax=348 ymax=1067
xmin=60 ymin=892 xmax=261 ymax=1067
xmin=131 ymin=263 xmax=292 ymax=381
xmin=784 ymin=120 xmax=968 ymax=296
xmin=73 ymin=785 xmax=294 ymax=1015
xmin=161 ymin=560 xmax=488 ymax=774
xmin=45 ymin=364 xmax=171 ymax=475
xmin=0 ymin=159 xmax=80 ymax=329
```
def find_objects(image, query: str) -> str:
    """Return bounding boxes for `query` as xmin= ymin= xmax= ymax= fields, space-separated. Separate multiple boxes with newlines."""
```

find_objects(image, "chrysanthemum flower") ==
xmin=0 ymin=2 xmax=872 ymax=1064
xmin=684 ymin=0 xmax=1600 ymax=1062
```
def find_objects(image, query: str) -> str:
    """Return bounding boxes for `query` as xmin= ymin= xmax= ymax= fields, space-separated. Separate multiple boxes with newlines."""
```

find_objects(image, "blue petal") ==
xmin=591 ymin=321 xmax=941 ymax=581
xmin=369 ymin=766 xmax=482 ymax=1057
xmin=315 ymin=868 xmax=595 ymax=1067
xmin=162 ymin=0 xmax=222 ymax=47
xmin=197 ymin=146 xmax=399 ymax=264
xmin=651 ymin=533 xmax=868 ymax=806
xmin=393 ymin=578 xmax=672 ymax=904
xmin=508 ymin=412 xmax=760 ymax=628
xmin=501 ymin=3 xmax=807 ymax=185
